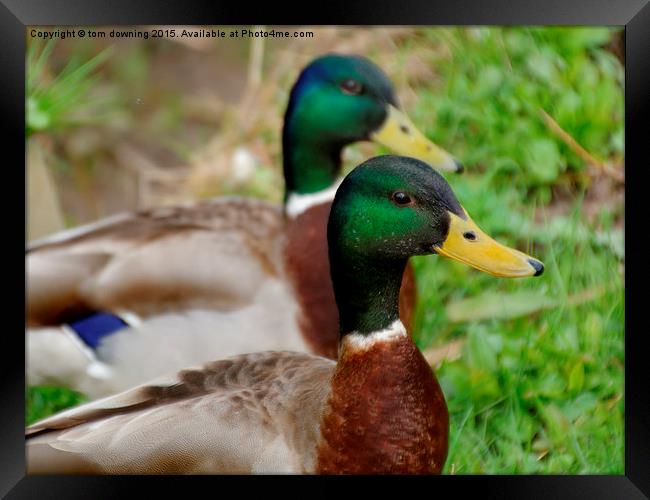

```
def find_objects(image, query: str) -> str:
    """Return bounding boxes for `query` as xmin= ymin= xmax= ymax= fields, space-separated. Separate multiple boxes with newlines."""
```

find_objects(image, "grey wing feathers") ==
xmin=26 ymin=197 xmax=286 ymax=324
xmin=26 ymin=351 xmax=335 ymax=474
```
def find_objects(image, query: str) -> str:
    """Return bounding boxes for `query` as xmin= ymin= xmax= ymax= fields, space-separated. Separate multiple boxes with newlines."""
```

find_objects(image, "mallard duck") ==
xmin=26 ymin=54 xmax=463 ymax=399
xmin=26 ymin=155 xmax=543 ymax=474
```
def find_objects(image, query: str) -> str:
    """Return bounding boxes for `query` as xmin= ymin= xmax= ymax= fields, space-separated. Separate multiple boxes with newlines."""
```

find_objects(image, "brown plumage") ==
xmin=316 ymin=334 xmax=448 ymax=474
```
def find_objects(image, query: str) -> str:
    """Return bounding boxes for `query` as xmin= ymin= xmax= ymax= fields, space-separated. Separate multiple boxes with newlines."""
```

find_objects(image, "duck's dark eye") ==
xmin=340 ymin=79 xmax=362 ymax=95
xmin=391 ymin=191 xmax=413 ymax=206
xmin=463 ymin=231 xmax=477 ymax=241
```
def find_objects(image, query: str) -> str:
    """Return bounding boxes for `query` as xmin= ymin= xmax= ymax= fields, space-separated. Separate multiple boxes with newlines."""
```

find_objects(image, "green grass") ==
xmin=26 ymin=386 xmax=88 ymax=425
xmin=25 ymin=27 xmax=624 ymax=474
xmin=411 ymin=27 xmax=624 ymax=194
xmin=400 ymin=26 xmax=624 ymax=473
xmin=411 ymin=187 xmax=623 ymax=473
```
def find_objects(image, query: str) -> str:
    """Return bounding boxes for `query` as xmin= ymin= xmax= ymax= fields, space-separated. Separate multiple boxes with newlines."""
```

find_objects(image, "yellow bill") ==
xmin=434 ymin=208 xmax=544 ymax=278
xmin=370 ymin=105 xmax=463 ymax=173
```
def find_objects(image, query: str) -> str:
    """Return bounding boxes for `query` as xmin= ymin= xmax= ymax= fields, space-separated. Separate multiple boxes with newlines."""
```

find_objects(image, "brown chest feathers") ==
xmin=315 ymin=335 xmax=449 ymax=474
xmin=283 ymin=202 xmax=418 ymax=360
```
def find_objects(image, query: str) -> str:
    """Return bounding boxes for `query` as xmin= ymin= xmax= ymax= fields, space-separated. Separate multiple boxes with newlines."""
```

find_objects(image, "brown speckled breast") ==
xmin=283 ymin=202 xmax=418 ymax=360
xmin=315 ymin=335 xmax=449 ymax=474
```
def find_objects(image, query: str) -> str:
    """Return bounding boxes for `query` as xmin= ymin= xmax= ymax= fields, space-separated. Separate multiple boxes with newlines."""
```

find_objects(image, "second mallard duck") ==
xmin=26 ymin=54 xmax=462 ymax=398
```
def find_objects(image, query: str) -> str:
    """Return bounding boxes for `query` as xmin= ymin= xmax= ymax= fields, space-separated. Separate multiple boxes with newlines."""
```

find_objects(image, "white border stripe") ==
xmin=342 ymin=319 xmax=407 ymax=351
xmin=285 ymin=178 xmax=343 ymax=219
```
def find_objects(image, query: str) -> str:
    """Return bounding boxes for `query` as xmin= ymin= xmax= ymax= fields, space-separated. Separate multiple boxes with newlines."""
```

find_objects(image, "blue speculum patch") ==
xmin=68 ymin=312 xmax=129 ymax=349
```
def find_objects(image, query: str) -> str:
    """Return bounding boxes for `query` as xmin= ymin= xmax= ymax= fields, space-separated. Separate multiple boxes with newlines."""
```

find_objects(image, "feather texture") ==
xmin=27 ymin=351 xmax=335 ymax=474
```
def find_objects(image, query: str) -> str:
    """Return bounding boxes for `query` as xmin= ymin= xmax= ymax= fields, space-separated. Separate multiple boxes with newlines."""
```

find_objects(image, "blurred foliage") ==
xmin=26 ymin=386 xmax=88 ymax=425
xmin=26 ymin=39 xmax=116 ymax=137
xmin=411 ymin=27 xmax=623 ymax=198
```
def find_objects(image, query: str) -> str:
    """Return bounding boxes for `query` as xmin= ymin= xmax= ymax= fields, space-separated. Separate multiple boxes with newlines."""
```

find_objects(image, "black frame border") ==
xmin=3 ymin=0 xmax=648 ymax=497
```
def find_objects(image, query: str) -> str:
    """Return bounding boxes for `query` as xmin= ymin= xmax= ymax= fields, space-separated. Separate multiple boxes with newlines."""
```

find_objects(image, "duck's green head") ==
xmin=328 ymin=155 xmax=544 ymax=334
xmin=283 ymin=54 xmax=462 ymax=197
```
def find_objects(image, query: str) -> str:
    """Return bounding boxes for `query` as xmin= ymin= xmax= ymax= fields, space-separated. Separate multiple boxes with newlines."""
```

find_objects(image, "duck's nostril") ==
xmin=528 ymin=259 xmax=544 ymax=276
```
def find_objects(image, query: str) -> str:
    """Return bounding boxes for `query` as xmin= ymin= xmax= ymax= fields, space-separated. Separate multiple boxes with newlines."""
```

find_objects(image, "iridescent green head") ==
xmin=328 ymin=156 xmax=544 ymax=335
xmin=282 ymin=54 xmax=462 ymax=198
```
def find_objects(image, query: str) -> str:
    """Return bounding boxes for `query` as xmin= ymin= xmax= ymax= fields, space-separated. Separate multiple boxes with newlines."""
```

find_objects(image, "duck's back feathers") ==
xmin=27 ymin=198 xmax=285 ymax=326
xmin=27 ymin=351 xmax=336 ymax=474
